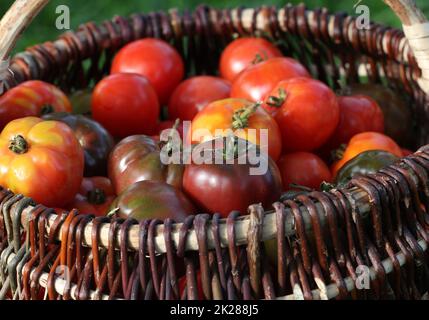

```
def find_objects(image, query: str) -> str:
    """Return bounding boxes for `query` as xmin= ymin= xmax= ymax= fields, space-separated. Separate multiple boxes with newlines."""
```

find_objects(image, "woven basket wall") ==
xmin=0 ymin=3 xmax=429 ymax=300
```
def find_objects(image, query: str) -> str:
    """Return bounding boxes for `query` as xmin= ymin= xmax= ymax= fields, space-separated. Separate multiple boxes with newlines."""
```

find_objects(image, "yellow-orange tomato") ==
xmin=331 ymin=132 xmax=403 ymax=177
xmin=0 ymin=80 xmax=72 ymax=130
xmin=0 ymin=117 xmax=84 ymax=207
xmin=188 ymin=98 xmax=282 ymax=161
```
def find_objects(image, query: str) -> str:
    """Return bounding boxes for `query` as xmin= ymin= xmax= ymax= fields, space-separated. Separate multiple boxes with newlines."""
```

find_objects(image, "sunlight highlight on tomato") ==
xmin=0 ymin=80 xmax=72 ymax=130
xmin=0 ymin=117 xmax=84 ymax=207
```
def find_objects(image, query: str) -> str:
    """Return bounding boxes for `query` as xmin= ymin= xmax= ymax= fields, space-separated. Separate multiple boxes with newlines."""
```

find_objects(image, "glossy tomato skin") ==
xmin=112 ymin=180 xmax=196 ymax=222
xmin=347 ymin=83 xmax=413 ymax=146
xmin=168 ymin=76 xmax=231 ymax=121
xmin=182 ymin=138 xmax=283 ymax=218
xmin=264 ymin=77 xmax=340 ymax=153
xmin=108 ymin=135 xmax=184 ymax=195
xmin=92 ymin=73 xmax=159 ymax=138
xmin=70 ymin=177 xmax=115 ymax=216
xmin=323 ymin=95 xmax=384 ymax=151
xmin=230 ymin=57 xmax=310 ymax=102
xmin=220 ymin=37 xmax=283 ymax=82
xmin=42 ymin=112 xmax=114 ymax=177
xmin=334 ymin=150 xmax=399 ymax=186
xmin=0 ymin=117 xmax=84 ymax=207
xmin=0 ymin=80 xmax=72 ymax=130
xmin=189 ymin=98 xmax=282 ymax=161
xmin=331 ymin=132 xmax=403 ymax=177
xmin=111 ymin=38 xmax=184 ymax=105
xmin=277 ymin=152 xmax=331 ymax=191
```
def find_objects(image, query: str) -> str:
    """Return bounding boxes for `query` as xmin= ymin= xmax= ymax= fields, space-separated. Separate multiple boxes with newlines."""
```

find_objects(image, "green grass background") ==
xmin=1 ymin=0 xmax=429 ymax=53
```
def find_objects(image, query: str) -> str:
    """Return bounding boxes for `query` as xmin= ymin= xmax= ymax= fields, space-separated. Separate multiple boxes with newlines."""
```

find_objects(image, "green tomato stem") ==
xmin=266 ymin=87 xmax=287 ymax=108
xmin=40 ymin=104 xmax=54 ymax=115
xmin=87 ymin=188 xmax=106 ymax=205
xmin=231 ymin=101 xmax=261 ymax=130
xmin=9 ymin=135 xmax=29 ymax=154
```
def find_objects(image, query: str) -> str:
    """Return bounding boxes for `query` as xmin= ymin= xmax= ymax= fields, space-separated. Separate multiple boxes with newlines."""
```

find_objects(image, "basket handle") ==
xmin=384 ymin=0 xmax=429 ymax=94
xmin=0 ymin=0 xmax=49 ymax=70
xmin=384 ymin=0 xmax=427 ymax=25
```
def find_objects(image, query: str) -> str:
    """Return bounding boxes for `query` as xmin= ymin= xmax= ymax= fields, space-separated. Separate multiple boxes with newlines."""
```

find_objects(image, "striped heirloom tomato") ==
xmin=0 ymin=80 xmax=72 ymax=130
xmin=0 ymin=117 xmax=84 ymax=208
xmin=182 ymin=137 xmax=283 ymax=218
xmin=42 ymin=112 xmax=115 ymax=177
xmin=108 ymin=135 xmax=184 ymax=195
xmin=111 ymin=180 xmax=196 ymax=222
xmin=189 ymin=98 xmax=282 ymax=161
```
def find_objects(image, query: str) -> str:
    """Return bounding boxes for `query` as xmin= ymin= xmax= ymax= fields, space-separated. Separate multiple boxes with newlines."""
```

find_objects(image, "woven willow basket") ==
xmin=1 ymin=0 xmax=429 ymax=300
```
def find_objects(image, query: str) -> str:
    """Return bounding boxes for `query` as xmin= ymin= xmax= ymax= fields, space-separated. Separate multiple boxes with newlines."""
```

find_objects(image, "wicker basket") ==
xmin=0 ymin=0 xmax=429 ymax=300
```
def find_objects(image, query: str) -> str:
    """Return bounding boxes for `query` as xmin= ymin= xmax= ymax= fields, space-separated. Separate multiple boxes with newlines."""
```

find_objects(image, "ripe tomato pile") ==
xmin=0 ymin=36 xmax=413 ymax=224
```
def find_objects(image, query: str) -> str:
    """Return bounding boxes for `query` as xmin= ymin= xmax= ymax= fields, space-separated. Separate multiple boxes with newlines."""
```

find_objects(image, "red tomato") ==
xmin=220 ymin=37 xmax=283 ymax=82
xmin=168 ymin=76 xmax=231 ymax=121
xmin=331 ymin=132 xmax=403 ymax=176
xmin=111 ymin=38 xmax=184 ymax=105
xmin=230 ymin=57 xmax=310 ymax=102
xmin=263 ymin=77 xmax=340 ymax=152
xmin=277 ymin=152 xmax=331 ymax=191
xmin=188 ymin=98 xmax=282 ymax=161
xmin=91 ymin=73 xmax=159 ymax=138
xmin=108 ymin=135 xmax=184 ymax=195
xmin=70 ymin=177 xmax=115 ymax=216
xmin=323 ymin=95 xmax=384 ymax=151
xmin=0 ymin=80 xmax=72 ymax=130
xmin=402 ymin=148 xmax=413 ymax=157
xmin=0 ymin=117 xmax=84 ymax=207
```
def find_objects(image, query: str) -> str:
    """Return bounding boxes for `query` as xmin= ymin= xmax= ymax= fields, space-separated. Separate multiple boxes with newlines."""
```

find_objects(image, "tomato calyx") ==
xmin=40 ymin=104 xmax=55 ymax=115
xmin=222 ymin=135 xmax=241 ymax=160
xmin=9 ymin=135 xmax=29 ymax=154
xmin=266 ymin=88 xmax=287 ymax=108
xmin=331 ymin=143 xmax=347 ymax=162
xmin=251 ymin=52 xmax=268 ymax=65
xmin=194 ymin=136 xmax=258 ymax=163
xmin=87 ymin=188 xmax=106 ymax=205
xmin=159 ymin=118 xmax=182 ymax=156
xmin=320 ymin=181 xmax=335 ymax=192
xmin=231 ymin=101 xmax=261 ymax=129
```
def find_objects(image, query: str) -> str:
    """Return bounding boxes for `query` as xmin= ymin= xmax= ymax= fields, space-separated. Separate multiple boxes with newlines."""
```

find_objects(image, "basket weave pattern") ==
xmin=0 ymin=4 xmax=429 ymax=300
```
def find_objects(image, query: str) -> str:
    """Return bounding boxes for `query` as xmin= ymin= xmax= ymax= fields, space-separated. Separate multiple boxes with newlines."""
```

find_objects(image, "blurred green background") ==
xmin=1 ymin=0 xmax=429 ymax=53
